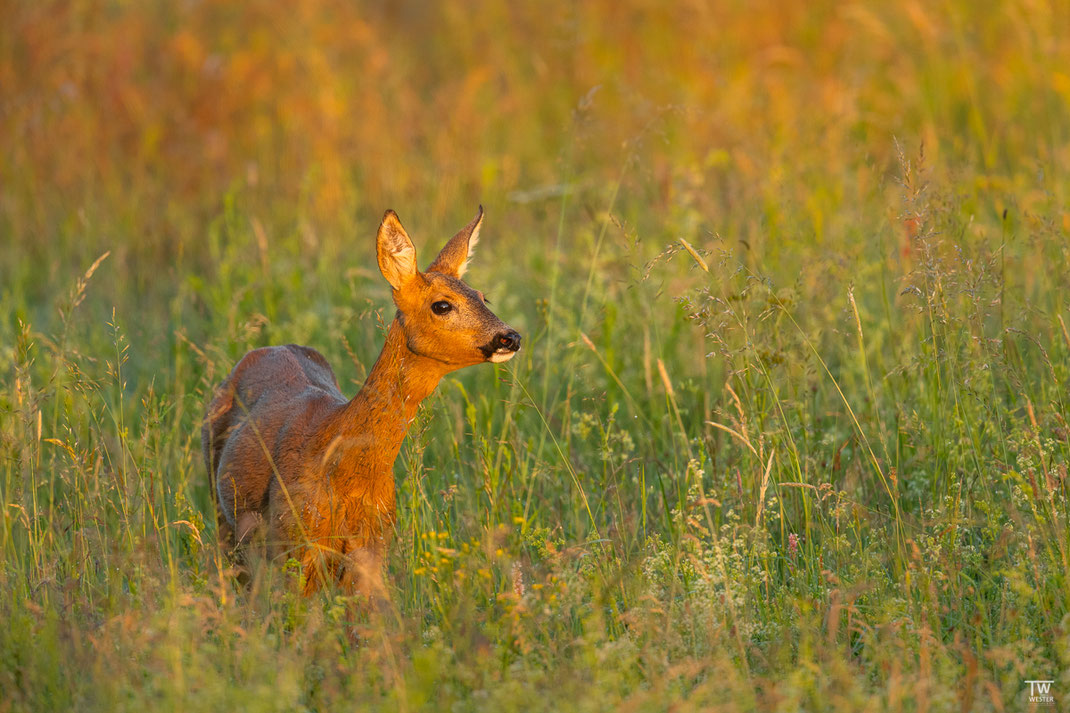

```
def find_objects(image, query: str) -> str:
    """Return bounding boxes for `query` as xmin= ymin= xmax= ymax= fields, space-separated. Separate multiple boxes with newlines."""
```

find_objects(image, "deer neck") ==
xmin=332 ymin=318 xmax=447 ymax=485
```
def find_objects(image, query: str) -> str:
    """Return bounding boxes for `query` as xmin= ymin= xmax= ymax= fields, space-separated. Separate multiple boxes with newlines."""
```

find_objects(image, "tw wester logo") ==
xmin=1025 ymin=679 xmax=1055 ymax=706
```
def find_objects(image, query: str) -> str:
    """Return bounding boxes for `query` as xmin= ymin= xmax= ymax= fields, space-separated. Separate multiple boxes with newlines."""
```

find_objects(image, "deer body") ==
xmin=202 ymin=208 xmax=520 ymax=596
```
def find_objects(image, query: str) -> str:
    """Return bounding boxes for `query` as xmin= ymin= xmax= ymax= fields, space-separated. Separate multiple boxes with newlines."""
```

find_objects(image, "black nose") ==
xmin=497 ymin=331 xmax=522 ymax=352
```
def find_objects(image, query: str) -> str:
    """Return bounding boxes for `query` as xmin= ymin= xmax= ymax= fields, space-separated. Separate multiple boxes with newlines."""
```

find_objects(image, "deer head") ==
xmin=375 ymin=207 xmax=521 ymax=368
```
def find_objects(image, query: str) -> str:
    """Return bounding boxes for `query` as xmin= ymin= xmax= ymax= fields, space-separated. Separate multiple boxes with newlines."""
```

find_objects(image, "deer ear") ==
xmin=376 ymin=210 xmax=418 ymax=290
xmin=427 ymin=206 xmax=483 ymax=278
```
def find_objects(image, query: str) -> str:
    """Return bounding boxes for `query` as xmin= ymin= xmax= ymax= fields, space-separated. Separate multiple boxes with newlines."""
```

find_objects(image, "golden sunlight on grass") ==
xmin=2 ymin=1 xmax=1069 ymax=711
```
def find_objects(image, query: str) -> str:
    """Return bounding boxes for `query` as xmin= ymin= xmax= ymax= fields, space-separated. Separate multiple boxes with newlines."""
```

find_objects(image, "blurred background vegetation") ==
xmin=2 ymin=1 xmax=1069 ymax=711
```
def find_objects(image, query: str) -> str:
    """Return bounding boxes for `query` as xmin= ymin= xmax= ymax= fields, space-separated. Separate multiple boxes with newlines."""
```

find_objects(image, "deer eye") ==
xmin=431 ymin=300 xmax=453 ymax=315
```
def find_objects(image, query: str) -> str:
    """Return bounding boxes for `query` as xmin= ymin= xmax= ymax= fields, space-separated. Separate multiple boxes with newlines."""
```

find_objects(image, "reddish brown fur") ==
xmin=202 ymin=208 xmax=519 ymax=597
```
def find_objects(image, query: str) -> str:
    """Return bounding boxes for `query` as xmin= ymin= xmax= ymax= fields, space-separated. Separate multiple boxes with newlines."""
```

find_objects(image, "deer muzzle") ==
xmin=488 ymin=330 xmax=522 ymax=362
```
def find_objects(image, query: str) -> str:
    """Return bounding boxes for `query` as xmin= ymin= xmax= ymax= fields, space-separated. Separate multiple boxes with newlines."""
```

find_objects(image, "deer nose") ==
xmin=497 ymin=331 xmax=522 ymax=352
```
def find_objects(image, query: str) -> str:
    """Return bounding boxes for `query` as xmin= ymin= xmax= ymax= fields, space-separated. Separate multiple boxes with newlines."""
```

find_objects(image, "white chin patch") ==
xmin=489 ymin=349 xmax=518 ymax=363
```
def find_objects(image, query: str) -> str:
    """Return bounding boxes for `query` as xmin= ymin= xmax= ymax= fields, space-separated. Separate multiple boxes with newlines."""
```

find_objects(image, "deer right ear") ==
xmin=376 ymin=210 xmax=419 ymax=290
xmin=428 ymin=206 xmax=483 ymax=278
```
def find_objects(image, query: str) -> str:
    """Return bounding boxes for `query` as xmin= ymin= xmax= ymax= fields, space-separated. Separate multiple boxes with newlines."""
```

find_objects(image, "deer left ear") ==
xmin=377 ymin=210 xmax=419 ymax=291
xmin=427 ymin=206 xmax=483 ymax=278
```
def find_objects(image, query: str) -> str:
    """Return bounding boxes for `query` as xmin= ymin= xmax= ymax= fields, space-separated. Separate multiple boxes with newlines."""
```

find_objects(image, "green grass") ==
xmin=2 ymin=1 xmax=1070 ymax=710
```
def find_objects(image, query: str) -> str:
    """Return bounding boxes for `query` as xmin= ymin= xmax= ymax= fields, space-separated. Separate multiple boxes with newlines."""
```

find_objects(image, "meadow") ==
xmin=2 ymin=1 xmax=1069 ymax=710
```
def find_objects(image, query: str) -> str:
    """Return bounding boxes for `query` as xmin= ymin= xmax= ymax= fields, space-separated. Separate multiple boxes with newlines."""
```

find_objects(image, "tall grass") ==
xmin=2 ymin=1 xmax=1069 ymax=710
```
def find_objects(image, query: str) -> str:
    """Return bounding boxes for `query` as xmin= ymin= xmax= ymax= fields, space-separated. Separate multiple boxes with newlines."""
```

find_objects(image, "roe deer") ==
xmin=202 ymin=207 xmax=521 ymax=597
